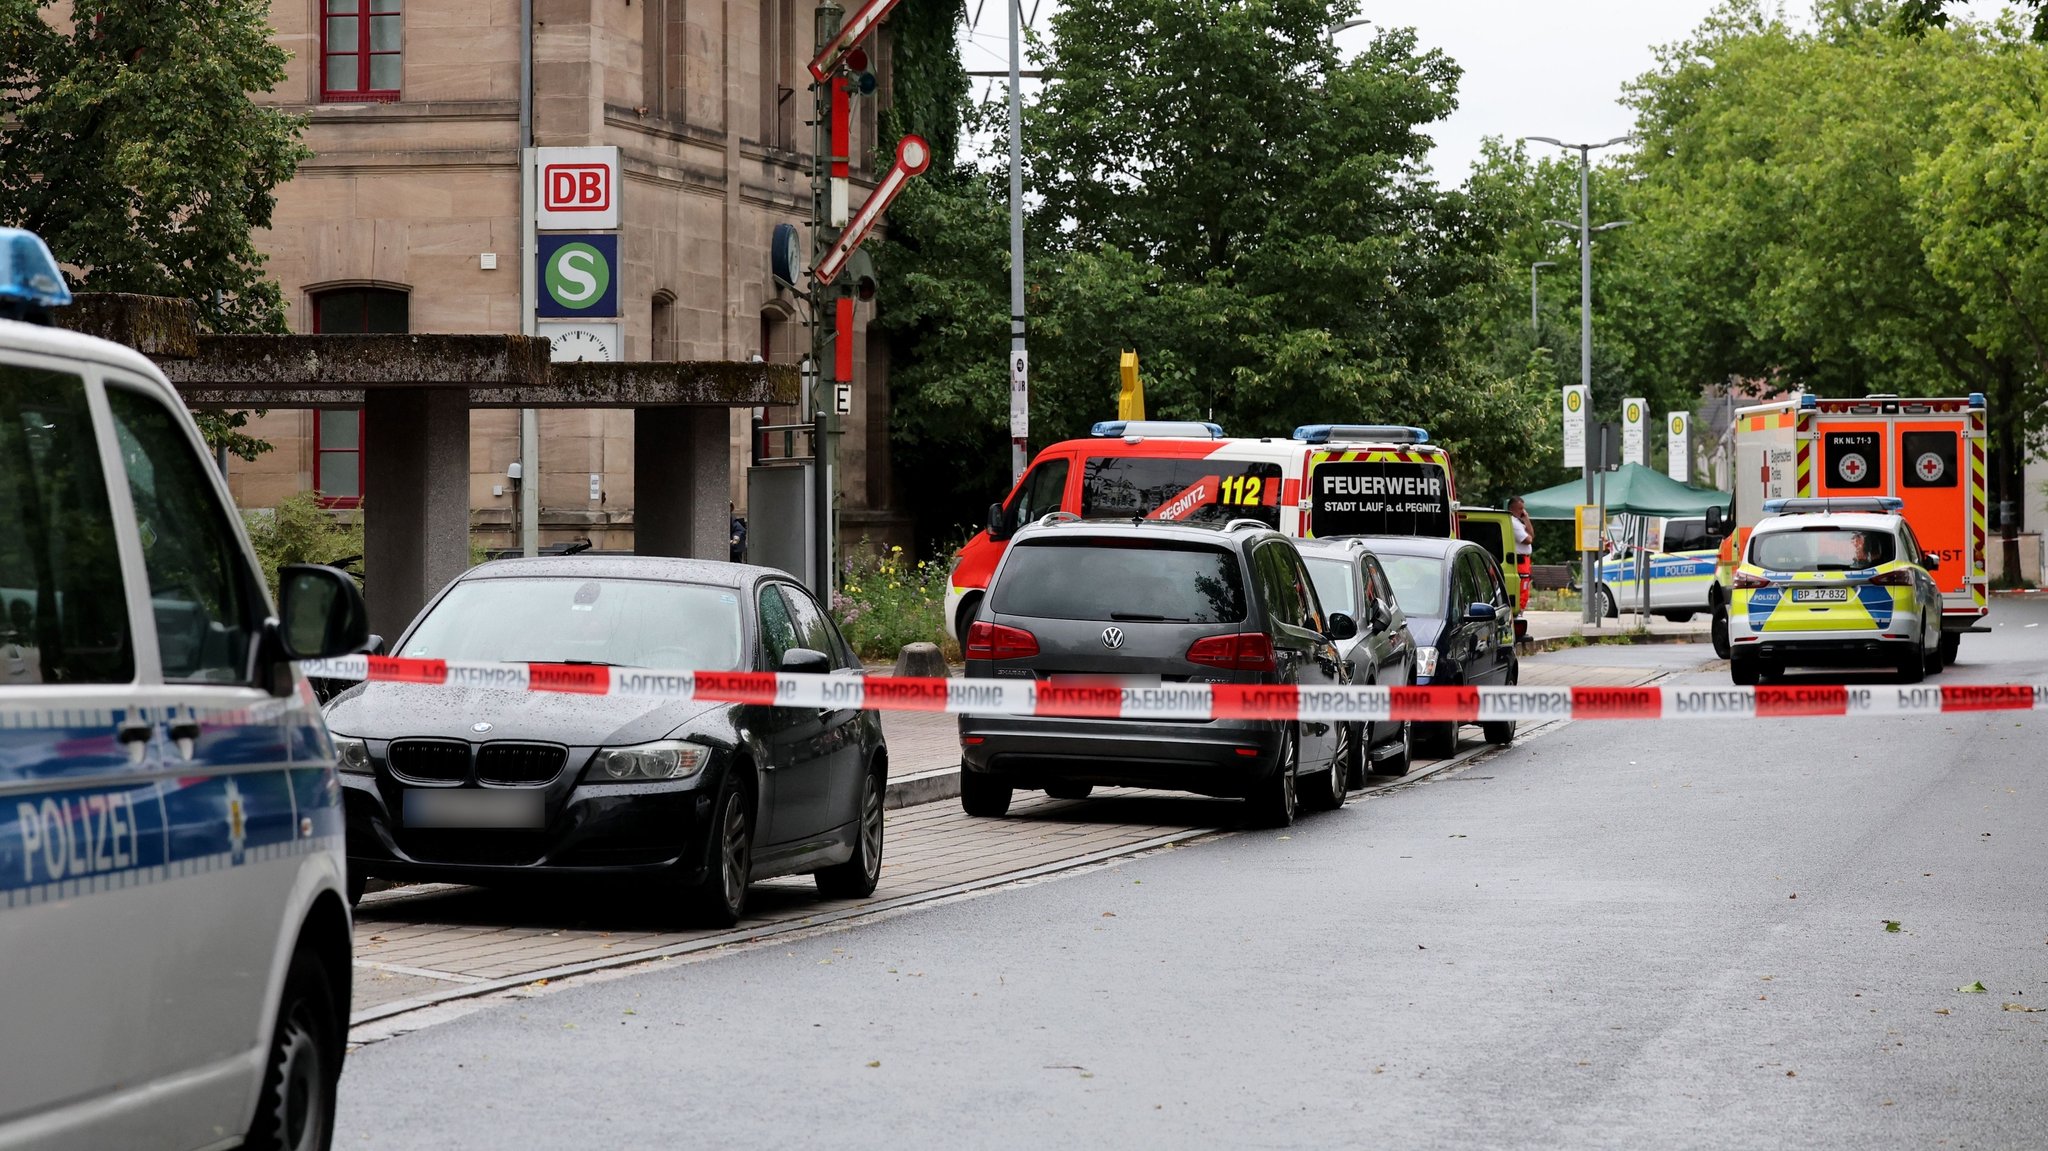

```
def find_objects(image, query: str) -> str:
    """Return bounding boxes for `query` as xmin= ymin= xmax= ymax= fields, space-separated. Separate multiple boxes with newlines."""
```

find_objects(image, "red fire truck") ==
xmin=943 ymin=422 xmax=1456 ymax=642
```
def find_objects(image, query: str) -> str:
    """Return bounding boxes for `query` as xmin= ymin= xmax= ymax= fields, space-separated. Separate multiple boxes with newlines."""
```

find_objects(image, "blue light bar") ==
xmin=1089 ymin=420 xmax=1226 ymax=439
xmin=1292 ymin=424 xmax=1430 ymax=446
xmin=1968 ymin=392 xmax=1985 ymax=409
xmin=0 ymin=229 xmax=72 ymax=315
xmin=1762 ymin=496 xmax=1903 ymax=515
xmin=1798 ymin=394 xmax=1819 ymax=410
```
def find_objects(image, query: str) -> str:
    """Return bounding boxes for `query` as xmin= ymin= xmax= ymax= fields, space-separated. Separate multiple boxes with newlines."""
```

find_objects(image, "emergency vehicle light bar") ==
xmin=1762 ymin=497 xmax=1904 ymax=515
xmin=0 ymin=229 xmax=72 ymax=319
xmin=1088 ymin=420 xmax=1226 ymax=440
xmin=1292 ymin=424 xmax=1430 ymax=445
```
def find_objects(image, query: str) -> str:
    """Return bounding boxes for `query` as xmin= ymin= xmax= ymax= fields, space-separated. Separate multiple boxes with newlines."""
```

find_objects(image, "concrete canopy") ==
xmin=59 ymin=295 xmax=798 ymax=641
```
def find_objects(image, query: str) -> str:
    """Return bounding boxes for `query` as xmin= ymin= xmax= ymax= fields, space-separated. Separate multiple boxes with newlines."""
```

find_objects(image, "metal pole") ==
xmin=810 ymin=1 xmax=844 ymax=597
xmin=1007 ymin=0 xmax=1028 ymax=484
xmin=1578 ymin=147 xmax=1597 ymax=625
xmin=1532 ymin=264 xmax=1541 ymax=337
xmin=518 ymin=0 xmax=539 ymax=558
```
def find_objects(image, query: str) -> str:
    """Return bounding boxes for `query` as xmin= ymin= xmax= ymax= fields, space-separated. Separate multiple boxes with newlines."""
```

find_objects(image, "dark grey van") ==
xmin=956 ymin=517 xmax=1350 ymax=827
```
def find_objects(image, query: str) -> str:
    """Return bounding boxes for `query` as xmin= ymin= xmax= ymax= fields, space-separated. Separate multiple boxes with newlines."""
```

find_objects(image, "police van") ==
xmin=0 ymin=230 xmax=369 ymax=1150
xmin=945 ymin=422 xmax=1458 ymax=641
xmin=1594 ymin=514 xmax=1718 ymax=622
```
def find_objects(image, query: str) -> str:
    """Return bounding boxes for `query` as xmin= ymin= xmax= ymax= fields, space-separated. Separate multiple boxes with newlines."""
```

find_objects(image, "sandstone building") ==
xmin=228 ymin=0 xmax=905 ymax=552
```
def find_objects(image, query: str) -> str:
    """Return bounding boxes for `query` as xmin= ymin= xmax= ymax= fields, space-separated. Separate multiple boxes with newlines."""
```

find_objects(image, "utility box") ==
xmin=747 ymin=461 xmax=817 ymax=594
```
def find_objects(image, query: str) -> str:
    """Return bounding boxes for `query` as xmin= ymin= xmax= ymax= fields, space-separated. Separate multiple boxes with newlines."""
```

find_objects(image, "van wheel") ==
xmin=960 ymin=771 xmax=1012 ymax=818
xmin=1730 ymin=653 xmax=1758 ymax=686
xmin=1482 ymin=718 xmax=1516 ymax=746
xmin=1710 ymin=606 xmax=1731 ymax=659
xmin=1595 ymin=584 xmax=1618 ymax=619
xmin=953 ymin=594 xmax=983 ymax=645
xmin=244 ymin=946 xmax=339 ymax=1151
xmin=1938 ymin=632 xmax=1960 ymax=667
xmin=1660 ymin=611 xmax=1695 ymax=624
xmin=1043 ymin=782 xmax=1093 ymax=801
xmin=344 ymin=871 xmax=366 ymax=909
xmin=1245 ymin=727 xmax=1299 ymax=829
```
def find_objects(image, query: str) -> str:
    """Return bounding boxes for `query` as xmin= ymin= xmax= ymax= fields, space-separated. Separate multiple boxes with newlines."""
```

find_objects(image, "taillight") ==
xmin=966 ymin=621 xmax=1039 ymax=660
xmin=1868 ymin=570 xmax=1912 ymax=587
xmin=1733 ymin=571 xmax=1770 ymax=589
xmin=1186 ymin=632 xmax=1278 ymax=672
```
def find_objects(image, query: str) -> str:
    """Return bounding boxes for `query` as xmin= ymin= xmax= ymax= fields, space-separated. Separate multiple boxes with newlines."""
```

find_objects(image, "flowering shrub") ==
xmin=832 ymin=543 xmax=959 ymax=662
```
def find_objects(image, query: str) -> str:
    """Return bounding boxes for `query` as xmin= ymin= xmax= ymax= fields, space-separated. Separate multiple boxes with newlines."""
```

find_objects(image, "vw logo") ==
xmin=1101 ymin=626 xmax=1125 ymax=650
xmin=471 ymin=721 xmax=493 ymax=734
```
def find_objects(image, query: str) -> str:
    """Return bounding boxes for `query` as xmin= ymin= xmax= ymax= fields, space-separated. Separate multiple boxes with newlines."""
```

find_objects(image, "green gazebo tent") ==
xmin=1519 ymin=463 xmax=1730 ymax=519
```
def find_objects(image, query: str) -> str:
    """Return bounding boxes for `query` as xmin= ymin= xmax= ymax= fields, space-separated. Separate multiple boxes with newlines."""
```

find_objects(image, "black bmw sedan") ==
xmin=326 ymin=556 xmax=886 ymax=926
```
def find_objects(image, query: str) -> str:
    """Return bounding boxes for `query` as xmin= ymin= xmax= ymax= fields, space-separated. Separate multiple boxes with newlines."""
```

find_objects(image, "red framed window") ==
xmin=313 ymin=410 xmax=364 ymax=509
xmin=321 ymin=0 xmax=402 ymax=103
xmin=311 ymin=288 xmax=407 ymax=508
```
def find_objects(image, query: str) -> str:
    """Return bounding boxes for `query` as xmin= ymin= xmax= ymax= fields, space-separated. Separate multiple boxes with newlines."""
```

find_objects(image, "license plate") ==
xmin=1791 ymin=587 xmax=1850 ymax=603
xmin=403 ymin=789 xmax=544 ymax=829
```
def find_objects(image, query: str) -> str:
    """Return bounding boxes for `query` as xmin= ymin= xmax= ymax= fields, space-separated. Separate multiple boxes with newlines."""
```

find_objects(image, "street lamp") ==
xmin=1327 ymin=16 xmax=1373 ymax=39
xmin=1524 ymin=133 xmax=1635 ymax=625
xmin=1530 ymin=260 xmax=1555 ymax=337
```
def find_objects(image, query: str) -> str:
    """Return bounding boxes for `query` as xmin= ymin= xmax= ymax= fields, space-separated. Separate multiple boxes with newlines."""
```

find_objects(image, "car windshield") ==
xmin=990 ymin=539 xmax=1246 ymax=623
xmin=400 ymin=577 xmax=745 ymax=670
xmin=1375 ymin=553 xmax=1447 ymax=618
xmin=1302 ymin=556 xmax=1355 ymax=617
xmin=1750 ymin=528 xmax=1897 ymax=572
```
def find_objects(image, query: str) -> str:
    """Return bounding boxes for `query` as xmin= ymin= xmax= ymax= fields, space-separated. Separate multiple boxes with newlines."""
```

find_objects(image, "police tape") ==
xmin=300 ymin=655 xmax=2048 ymax=723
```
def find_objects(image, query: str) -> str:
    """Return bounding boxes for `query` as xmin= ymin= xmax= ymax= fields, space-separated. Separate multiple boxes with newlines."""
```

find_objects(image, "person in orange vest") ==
xmin=1509 ymin=496 xmax=1534 ymax=612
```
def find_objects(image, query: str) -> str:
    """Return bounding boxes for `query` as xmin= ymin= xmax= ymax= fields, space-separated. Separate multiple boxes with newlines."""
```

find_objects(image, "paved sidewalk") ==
xmin=1522 ymin=608 xmax=1710 ymax=644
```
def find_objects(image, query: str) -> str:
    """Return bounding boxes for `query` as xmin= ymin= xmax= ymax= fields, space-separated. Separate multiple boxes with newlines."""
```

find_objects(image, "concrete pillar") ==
xmin=634 ymin=407 xmax=731 ymax=560
xmin=364 ymin=388 xmax=472 ymax=643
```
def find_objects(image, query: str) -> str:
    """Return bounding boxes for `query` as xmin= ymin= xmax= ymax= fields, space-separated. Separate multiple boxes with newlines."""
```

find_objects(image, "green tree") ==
xmin=1620 ymin=0 xmax=2047 ymax=567
xmin=877 ymin=0 xmax=1560 ymax=542
xmin=1 ymin=0 xmax=309 ymax=459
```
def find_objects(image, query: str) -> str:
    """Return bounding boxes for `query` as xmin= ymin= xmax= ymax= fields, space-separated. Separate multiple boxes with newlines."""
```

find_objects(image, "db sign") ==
xmin=535 ymin=146 xmax=620 ymax=230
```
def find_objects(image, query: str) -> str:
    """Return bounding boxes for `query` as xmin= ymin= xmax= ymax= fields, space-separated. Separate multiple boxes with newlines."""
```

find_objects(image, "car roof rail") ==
xmin=1033 ymin=510 xmax=1083 ymax=527
xmin=1223 ymin=518 xmax=1272 ymax=532
xmin=1761 ymin=496 xmax=1903 ymax=516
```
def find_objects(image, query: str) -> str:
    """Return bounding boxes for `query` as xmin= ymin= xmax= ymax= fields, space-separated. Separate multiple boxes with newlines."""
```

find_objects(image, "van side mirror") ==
xmin=1704 ymin=505 xmax=1729 ymax=539
xmin=986 ymin=501 xmax=1012 ymax=542
xmin=1326 ymin=613 xmax=1358 ymax=641
xmin=1466 ymin=602 xmax=1498 ymax=622
xmin=277 ymin=564 xmax=369 ymax=660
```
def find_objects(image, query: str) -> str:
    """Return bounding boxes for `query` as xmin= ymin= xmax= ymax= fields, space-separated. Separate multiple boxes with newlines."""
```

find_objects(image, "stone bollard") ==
xmin=893 ymin=641 xmax=949 ymax=679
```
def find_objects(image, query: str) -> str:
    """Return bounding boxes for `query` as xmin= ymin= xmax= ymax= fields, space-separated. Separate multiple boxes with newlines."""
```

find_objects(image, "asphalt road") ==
xmin=337 ymin=601 xmax=2048 ymax=1149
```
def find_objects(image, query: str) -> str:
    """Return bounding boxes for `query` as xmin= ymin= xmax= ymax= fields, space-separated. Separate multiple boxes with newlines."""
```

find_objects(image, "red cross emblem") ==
xmin=1916 ymin=452 xmax=1945 ymax=481
xmin=1839 ymin=453 xmax=1867 ymax=483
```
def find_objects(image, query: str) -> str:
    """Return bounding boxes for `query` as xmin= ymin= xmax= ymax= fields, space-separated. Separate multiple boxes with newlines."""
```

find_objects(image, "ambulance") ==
xmin=1708 ymin=393 xmax=1988 ymax=663
xmin=944 ymin=422 xmax=1457 ymax=642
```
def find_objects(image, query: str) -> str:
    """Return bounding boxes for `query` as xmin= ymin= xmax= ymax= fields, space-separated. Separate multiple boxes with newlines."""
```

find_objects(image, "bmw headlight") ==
xmin=332 ymin=735 xmax=372 ymax=775
xmin=1413 ymin=647 xmax=1439 ymax=679
xmin=586 ymin=740 xmax=712 ymax=783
